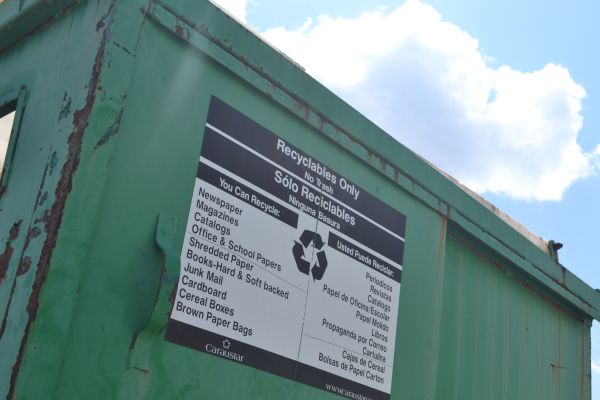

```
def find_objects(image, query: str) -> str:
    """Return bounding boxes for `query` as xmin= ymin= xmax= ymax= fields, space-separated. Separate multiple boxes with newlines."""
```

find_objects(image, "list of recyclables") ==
xmin=167 ymin=97 xmax=407 ymax=400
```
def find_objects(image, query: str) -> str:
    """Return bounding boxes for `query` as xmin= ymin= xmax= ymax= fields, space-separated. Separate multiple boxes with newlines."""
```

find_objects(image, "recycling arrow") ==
xmin=292 ymin=230 xmax=328 ymax=281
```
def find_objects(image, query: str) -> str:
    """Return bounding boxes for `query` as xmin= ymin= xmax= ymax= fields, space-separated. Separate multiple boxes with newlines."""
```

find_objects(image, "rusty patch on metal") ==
xmin=0 ymin=279 xmax=16 ymax=339
xmin=379 ymin=158 xmax=387 ymax=173
xmin=292 ymin=100 xmax=310 ymax=121
xmin=95 ymin=2 xmax=115 ymax=32
xmin=0 ymin=220 xmax=22 ymax=283
xmin=174 ymin=17 xmax=190 ymax=40
xmin=0 ymin=220 xmax=23 ymax=339
xmin=15 ymin=227 xmax=41 ymax=277
xmin=175 ymin=24 xmax=184 ymax=37
xmin=16 ymin=257 xmax=31 ymax=277
xmin=7 ymin=1 xmax=115 ymax=395
xmin=7 ymin=222 xmax=20 ymax=242
xmin=318 ymin=117 xmax=326 ymax=131
xmin=94 ymin=107 xmax=124 ymax=149
xmin=266 ymin=82 xmax=276 ymax=98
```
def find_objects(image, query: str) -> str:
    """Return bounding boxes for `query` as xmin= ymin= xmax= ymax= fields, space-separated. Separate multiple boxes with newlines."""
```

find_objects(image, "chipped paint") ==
xmin=0 ymin=220 xmax=22 ymax=284
xmin=58 ymin=92 xmax=72 ymax=121
xmin=6 ymin=2 xmax=116 ymax=396
xmin=15 ymin=227 xmax=41 ymax=277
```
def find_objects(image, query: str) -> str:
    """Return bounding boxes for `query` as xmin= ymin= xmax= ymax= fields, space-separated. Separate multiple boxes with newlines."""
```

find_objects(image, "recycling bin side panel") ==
xmin=433 ymin=228 xmax=591 ymax=400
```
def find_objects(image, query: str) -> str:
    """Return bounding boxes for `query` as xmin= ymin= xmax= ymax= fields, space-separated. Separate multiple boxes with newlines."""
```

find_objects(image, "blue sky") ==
xmin=214 ymin=0 xmax=600 ymax=395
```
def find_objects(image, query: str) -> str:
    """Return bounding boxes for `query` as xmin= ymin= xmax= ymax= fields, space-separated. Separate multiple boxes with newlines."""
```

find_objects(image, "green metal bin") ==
xmin=0 ymin=1 xmax=598 ymax=399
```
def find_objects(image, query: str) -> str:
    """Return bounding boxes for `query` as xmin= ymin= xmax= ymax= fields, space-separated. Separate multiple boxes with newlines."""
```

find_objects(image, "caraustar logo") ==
xmin=205 ymin=341 xmax=244 ymax=363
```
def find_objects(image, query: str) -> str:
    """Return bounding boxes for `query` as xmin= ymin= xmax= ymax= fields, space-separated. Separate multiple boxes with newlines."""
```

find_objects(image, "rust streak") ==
xmin=318 ymin=117 xmax=326 ymax=131
xmin=0 ymin=220 xmax=23 ymax=339
xmin=0 ymin=220 xmax=22 ymax=283
xmin=15 ymin=227 xmax=41 ymax=277
xmin=292 ymin=99 xmax=310 ymax=121
xmin=7 ymin=1 xmax=115 ymax=396
xmin=0 ymin=277 xmax=18 ymax=339
xmin=15 ymin=257 xmax=31 ymax=277
xmin=379 ymin=159 xmax=386 ymax=173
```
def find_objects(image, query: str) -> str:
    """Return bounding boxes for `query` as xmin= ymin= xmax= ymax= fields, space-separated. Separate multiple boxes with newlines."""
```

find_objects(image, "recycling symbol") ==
xmin=293 ymin=230 xmax=328 ymax=281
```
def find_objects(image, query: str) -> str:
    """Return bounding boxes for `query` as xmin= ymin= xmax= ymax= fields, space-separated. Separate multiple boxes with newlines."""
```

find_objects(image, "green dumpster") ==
xmin=0 ymin=1 xmax=597 ymax=399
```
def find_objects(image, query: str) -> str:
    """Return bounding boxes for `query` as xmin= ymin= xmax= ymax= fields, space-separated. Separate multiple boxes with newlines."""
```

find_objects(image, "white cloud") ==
xmin=592 ymin=361 xmax=600 ymax=374
xmin=261 ymin=0 xmax=597 ymax=201
xmin=211 ymin=0 xmax=248 ymax=23
xmin=592 ymin=145 xmax=600 ymax=175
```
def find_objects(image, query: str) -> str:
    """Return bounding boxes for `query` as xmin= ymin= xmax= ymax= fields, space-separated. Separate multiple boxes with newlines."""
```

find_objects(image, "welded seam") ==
xmin=0 ymin=221 xmax=21 ymax=284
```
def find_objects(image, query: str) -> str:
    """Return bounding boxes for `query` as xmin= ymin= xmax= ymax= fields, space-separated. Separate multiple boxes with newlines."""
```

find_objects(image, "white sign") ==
xmin=167 ymin=97 xmax=406 ymax=400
